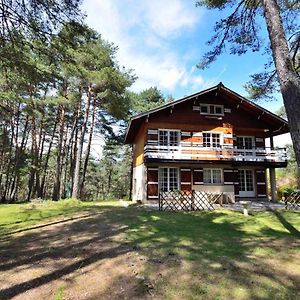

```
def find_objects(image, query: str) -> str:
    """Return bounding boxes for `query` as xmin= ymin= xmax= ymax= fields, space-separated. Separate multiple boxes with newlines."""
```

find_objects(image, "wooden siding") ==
xmin=132 ymin=124 xmax=146 ymax=167
xmin=144 ymin=93 xmax=273 ymax=131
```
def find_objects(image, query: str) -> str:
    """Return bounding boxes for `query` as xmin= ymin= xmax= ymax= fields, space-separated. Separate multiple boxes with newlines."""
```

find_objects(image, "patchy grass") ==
xmin=0 ymin=203 xmax=299 ymax=300
xmin=0 ymin=199 xmax=122 ymax=236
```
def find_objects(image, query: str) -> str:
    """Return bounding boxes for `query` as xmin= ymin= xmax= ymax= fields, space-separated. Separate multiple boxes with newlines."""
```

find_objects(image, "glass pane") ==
xmin=236 ymin=137 xmax=244 ymax=149
xmin=215 ymin=106 xmax=223 ymax=114
xmin=212 ymin=133 xmax=220 ymax=147
xmin=245 ymin=170 xmax=253 ymax=191
xmin=239 ymin=170 xmax=246 ymax=191
xmin=169 ymin=168 xmax=178 ymax=191
xmin=169 ymin=131 xmax=179 ymax=146
xmin=244 ymin=137 xmax=253 ymax=149
xmin=159 ymin=131 xmax=168 ymax=146
xmin=203 ymin=169 xmax=211 ymax=184
xmin=212 ymin=169 xmax=222 ymax=184
xmin=159 ymin=168 xmax=168 ymax=192
xmin=203 ymin=132 xmax=210 ymax=147
xmin=200 ymin=105 xmax=208 ymax=113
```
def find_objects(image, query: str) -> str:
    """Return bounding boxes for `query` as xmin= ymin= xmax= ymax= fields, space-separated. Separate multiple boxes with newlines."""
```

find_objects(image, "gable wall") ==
xmin=132 ymin=123 xmax=146 ymax=167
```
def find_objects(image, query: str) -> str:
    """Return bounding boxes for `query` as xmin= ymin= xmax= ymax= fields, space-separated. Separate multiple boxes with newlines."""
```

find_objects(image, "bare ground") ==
xmin=0 ymin=207 xmax=299 ymax=300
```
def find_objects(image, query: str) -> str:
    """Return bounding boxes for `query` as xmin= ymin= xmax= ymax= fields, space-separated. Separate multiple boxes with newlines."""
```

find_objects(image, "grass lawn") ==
xmin=0 ymin=199 xmax=118 ymax=236
xmin=0 ymin=200 xmax=299 ymax=300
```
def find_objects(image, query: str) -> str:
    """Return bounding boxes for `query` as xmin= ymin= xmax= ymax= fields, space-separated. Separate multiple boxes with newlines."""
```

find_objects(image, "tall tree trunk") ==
xmin=262 ymin=0 xmax=300 ymax=167
xmin=80 ymin=96 xmax=96 ymax=197
xmin=52 ymin=104 xmax=65 ymax=200
xmin=72 ymin=87 xmax=92 ymax=199
xmin=27 ymin=108 xmax=38 ymax=202
xmin=41 ymin=114 xmax=58 ymax=198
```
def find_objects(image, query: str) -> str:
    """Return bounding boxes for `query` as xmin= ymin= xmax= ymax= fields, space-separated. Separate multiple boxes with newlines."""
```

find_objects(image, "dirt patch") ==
xmin=0 ymin=212 xmax=150 ymax=300
xmin=0 ymin=207 xmax=299 ymax=299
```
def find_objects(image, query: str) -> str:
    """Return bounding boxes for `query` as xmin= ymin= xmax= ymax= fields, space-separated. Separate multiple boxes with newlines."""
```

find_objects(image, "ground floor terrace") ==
xmin=132 ymin=162 xmax=280 ymax=203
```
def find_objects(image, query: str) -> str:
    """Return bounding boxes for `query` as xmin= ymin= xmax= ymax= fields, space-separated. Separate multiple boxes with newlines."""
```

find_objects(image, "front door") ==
xmin=238 ymin=169 xmax=255 ymax=197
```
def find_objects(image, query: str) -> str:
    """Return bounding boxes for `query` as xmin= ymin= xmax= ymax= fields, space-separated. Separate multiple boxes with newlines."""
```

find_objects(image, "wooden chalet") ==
xmin=124 ymin=83 xmax=289 ymax=203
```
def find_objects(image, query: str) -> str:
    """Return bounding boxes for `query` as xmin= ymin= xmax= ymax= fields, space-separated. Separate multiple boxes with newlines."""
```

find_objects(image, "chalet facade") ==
xmin=124 ymin=83 xmax=289 ymax=203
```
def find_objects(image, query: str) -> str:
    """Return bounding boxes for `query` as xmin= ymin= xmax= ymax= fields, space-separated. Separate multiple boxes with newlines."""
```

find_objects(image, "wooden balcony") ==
xmin=144 ymin=144 xmax=287 ymax=164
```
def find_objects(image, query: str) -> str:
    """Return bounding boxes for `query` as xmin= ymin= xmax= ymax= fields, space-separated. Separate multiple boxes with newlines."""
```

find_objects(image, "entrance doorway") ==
xmin=238 ymin=169 xmax=255 ymax=197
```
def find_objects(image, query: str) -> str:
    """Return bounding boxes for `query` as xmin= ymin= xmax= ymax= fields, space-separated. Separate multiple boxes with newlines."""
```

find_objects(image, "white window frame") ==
xmin=159 ymin=167 xmax=180 ymax=191
xmin=200 ymin=103 xmax=224 ymax=116
xmin=158 ymin=129 xmax=180 ymax=146
xmin=202 ymin=131 xmax=223 ymax=148
xmin=203 ymin=168 xmax=223 ymax=185
xmin=236 ymin=136 xmax=255 ymax=149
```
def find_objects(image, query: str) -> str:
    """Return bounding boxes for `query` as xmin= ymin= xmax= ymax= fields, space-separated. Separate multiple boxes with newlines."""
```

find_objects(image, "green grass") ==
xmin=0 ymin=198 xmax=122 ymax=236
xmin=105 ymin=206 xmax=300 ymax=299
xmin=0 ymin=201 xmax=299 ymax=299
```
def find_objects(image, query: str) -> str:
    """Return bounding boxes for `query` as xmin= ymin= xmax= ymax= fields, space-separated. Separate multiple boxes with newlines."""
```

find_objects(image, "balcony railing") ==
xmin=144 ymin=144 xmax=287 ymax=163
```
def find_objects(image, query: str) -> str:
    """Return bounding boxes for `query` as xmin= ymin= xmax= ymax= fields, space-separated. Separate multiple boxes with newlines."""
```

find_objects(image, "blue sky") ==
xmin=82 ymin=0 xmax=291 ymax=146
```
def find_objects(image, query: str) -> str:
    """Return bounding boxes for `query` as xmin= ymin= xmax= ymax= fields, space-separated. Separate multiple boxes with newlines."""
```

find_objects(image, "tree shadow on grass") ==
xmin=268 ymin=209 xmax=300 ymax=237
xmin=0 ymin=206 xmax=299 ymax=300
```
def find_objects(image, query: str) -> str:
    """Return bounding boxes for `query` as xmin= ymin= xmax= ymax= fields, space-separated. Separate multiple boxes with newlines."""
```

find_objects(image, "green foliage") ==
xmin=0 ymin=199 xmax=123 ymax=236
xmin=53 ymin=287 xmax=64 ymax=300
xmin=83 ymin=143 xmax=132 ymax=201
xmin=196 ymin=0 xmax=299 ymax=100
xmin=128 ymin=86 xmax=169 ymax=115
xmin=277 ymin=144 xmax=299 ymax=192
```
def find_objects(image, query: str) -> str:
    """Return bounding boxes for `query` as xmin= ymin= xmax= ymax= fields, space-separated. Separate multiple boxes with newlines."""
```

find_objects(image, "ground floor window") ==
xmin=238 ymin=169 xmax=254 ymax=191
xmin=203 ymin=169 xmax=222 ymax=184
xmin=159 ymin=167 xmax=179 ymax=191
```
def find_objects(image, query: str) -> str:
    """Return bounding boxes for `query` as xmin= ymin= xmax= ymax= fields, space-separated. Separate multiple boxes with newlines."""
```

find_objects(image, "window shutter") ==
xmin=181 ymin=131 xmax=192 ymax=146
xmin=147 ymin=129 xmax=158 ymax=145
xmin=255 ymin=137 xmax=265 ymax=149
xmin=224 ymin=169 xmax=234 ymax=185
xmin=193 ymin=168 xmax=203 ymax=185
xmin=147 ymin=167 xmax=159 ymax=199
xmin=256 ymin=169 xmax=267 ymax=198
xmin=181 ymin=168 xmax=192 ymax=192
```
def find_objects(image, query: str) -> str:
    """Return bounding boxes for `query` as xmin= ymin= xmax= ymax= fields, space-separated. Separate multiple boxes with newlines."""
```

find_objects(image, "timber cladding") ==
xmin=132 ymin=124 xmax=146 ymax=167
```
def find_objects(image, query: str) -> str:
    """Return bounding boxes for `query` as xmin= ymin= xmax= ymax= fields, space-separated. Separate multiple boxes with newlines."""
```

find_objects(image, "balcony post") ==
xmin=269 ymin=167 xmax=277 ymax=201
xmin=270 ymin=135 xmax=274 ymax=149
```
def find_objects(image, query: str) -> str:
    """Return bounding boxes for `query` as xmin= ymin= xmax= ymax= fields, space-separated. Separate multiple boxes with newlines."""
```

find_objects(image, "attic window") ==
xmin=200 ymin=104 xmax=224 ymax=116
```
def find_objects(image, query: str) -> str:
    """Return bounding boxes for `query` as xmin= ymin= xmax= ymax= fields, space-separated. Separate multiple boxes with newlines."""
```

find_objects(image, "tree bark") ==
xmin=72 ymin=87 xmax=92 ymax=199
xmin=52 ymin=104 xmax=65 ymax=200
xmin=262 ymin=0 xmax=300 ymax=167
xmin=80 ymin=96 xmax=96 ymax=197
xmin=41 ymin=114 xmax=58 ymax=198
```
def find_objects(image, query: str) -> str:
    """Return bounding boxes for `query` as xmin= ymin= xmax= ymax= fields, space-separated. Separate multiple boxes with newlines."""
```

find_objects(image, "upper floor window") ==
xmin=200 ymin=104 xmax=224 ymax=116
xmin=158 ymin=130 xmax=180 ymax=146
xmin=203 ymin=132 xmax=221 ymax=148
xmin=236 ymin=136 xmax=254 ymax=149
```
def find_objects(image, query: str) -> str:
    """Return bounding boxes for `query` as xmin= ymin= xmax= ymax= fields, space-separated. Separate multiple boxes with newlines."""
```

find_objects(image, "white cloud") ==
xmin=142 ymin=0 xmax=200 ymax=38
xmin=82 ymin=0 xmax=207 ymax=96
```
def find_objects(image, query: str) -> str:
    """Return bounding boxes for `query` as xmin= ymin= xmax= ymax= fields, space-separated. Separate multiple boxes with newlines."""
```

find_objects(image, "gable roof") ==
xmin=124 ymin=83 xmax=289 ymax=144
